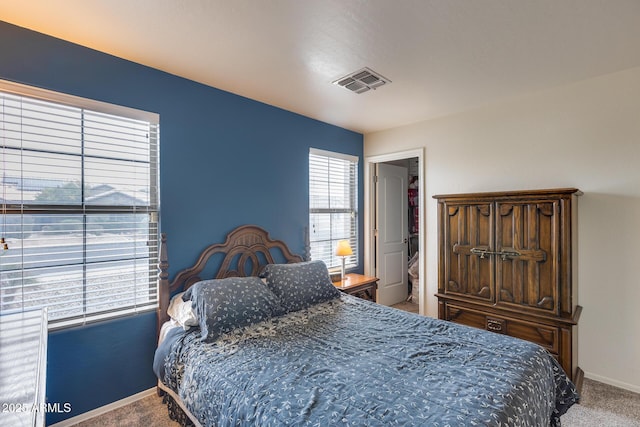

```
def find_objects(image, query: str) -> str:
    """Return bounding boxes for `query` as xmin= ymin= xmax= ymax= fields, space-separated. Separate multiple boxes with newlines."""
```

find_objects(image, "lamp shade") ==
xmin=335 ymin=240 xmax=353 ymax=257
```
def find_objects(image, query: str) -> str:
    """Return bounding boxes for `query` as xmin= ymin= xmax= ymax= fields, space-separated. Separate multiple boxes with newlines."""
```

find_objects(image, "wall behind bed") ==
xmin=0 ymin=21 xmax=363 ymax=424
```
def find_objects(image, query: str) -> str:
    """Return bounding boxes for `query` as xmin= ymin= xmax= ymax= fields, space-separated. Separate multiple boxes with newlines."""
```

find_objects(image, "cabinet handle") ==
xmin=486 ymin=318 xmax=504 ymax=333
xmin=470 ymin=247 xmax=521 ymax=260
xmin=470 ymin=247 xmax=490 ymax=259
xmin=499 ymin=249 xmax=521 ymax=260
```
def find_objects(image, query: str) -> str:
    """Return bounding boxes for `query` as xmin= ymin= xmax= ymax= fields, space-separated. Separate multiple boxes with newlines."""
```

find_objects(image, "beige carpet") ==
xmin=391 ymin=300 xmax=419 ymax=313
xmin=71 ymin=394 xmax=180 ymax=427
xmin=562 ymin=378 xmax=640 ymax=426
xmin=71 ymin=377 xmax=639 ymax=426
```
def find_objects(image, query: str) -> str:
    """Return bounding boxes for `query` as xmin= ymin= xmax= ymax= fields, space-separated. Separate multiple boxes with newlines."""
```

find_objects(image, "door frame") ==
xmin=364 ymin=148 xmax=425 ymax=314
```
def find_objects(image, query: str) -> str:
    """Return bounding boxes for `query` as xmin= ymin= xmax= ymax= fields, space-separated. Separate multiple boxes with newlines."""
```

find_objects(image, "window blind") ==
xmin=309 ymin=148 xmax=358 ymax=270
xmin=0 ymin=81 xmax=159 ymax=328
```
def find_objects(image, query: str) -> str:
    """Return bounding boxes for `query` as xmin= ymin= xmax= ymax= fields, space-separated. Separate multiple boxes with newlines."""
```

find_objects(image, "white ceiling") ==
xmin=1 ymin=0 xmax=640 ymax=134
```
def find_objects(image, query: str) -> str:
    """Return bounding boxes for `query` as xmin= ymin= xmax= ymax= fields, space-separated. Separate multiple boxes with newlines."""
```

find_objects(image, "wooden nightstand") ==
xmin=333 ymin=273 xmax=378 ymax=303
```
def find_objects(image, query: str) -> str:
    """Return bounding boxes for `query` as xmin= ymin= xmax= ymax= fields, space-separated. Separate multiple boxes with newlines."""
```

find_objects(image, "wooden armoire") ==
xmin=434 ymin=188 xmax=582 ymax=384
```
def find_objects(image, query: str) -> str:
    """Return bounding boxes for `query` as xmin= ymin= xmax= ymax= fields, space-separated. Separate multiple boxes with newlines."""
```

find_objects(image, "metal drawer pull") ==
xmin=486 ymin=319 xmax=504 ymax=332
xmin=470 ymin=247 xmax=521 ymax=260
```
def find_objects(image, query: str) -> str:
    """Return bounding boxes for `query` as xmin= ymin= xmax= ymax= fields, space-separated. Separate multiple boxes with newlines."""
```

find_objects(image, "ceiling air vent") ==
xmin=333 ymin=67 xmax=391 ymax=94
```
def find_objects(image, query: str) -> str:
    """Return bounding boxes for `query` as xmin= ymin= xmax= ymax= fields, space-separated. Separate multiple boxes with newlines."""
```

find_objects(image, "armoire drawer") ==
xmin=444 ymin=304 xmax=560 ymax=354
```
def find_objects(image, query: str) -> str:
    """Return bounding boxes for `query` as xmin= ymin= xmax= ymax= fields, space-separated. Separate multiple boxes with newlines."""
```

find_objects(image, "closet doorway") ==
xmin=364 ymin=149 xmax=424 ymax=313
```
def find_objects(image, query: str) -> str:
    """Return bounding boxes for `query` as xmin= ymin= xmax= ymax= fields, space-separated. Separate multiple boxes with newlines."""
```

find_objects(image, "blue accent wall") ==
xmin=0 ymin=21 xmax=363 ymax=423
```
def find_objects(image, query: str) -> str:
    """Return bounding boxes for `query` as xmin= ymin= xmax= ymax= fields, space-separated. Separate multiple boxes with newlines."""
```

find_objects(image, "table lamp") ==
xmin=335 ymin=240 xmax=353 ymax=281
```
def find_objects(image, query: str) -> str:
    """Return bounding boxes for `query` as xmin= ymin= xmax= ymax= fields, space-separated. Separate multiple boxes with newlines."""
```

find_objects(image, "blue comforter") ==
xmin=158 ymin=295 xmax=578 ymax=426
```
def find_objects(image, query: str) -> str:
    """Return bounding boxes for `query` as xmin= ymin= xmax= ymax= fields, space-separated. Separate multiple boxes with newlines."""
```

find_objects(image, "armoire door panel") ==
xmin=495 ymin=200 xmax=560 ymax=315
xmin=444 ymin=202 xmax=493 ymax=301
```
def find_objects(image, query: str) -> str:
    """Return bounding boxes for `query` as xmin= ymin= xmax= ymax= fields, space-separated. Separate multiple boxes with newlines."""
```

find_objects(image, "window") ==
xmin=0 ymin=80 xmax=159 ymax=328
xmin=309 ymin=148 xmax=358 ymax=270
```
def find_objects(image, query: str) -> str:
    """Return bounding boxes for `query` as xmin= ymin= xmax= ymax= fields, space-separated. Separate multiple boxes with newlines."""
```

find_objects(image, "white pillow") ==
xmin=158 ymin=319 xmax=180 ymax=345
xmin=167 ymin=291 xmax=198 ymax=330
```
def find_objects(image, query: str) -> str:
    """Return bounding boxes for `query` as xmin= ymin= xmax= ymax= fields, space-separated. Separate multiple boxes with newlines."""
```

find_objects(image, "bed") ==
xmin=154 ymin=225 xmax=579 ymax=427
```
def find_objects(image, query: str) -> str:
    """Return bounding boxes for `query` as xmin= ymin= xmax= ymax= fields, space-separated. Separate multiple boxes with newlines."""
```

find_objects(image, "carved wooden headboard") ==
xmin=157 ymin=225 xmax=305 ymax=331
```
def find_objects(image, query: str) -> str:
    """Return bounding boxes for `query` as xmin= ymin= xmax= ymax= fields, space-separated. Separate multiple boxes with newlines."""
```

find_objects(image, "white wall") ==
xmin=364 ymin=66 xmax=640 ymax=393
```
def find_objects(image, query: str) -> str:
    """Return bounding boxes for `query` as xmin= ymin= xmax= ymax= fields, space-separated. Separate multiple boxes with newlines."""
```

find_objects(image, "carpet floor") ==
xmin=562 ymin=378 xmax=640 ymax=426
xmin=390 ymin=300 xmax=419 ymax=313
xmin=71 ymin=377 xmax=639 ymax=426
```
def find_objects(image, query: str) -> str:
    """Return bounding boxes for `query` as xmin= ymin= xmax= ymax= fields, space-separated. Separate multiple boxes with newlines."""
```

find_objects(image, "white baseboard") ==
xmin=584 ymin=371 xmax=640 ymax=394
xmin=49 ymin=388 xmax=157 ymax=427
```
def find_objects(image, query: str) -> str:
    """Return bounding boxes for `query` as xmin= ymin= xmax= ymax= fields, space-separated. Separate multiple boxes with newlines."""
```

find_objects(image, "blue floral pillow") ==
xmin=187 ymin=276 xmax=285 ymax=342
xmin=260 ymin=260 xmax=341 ymax=312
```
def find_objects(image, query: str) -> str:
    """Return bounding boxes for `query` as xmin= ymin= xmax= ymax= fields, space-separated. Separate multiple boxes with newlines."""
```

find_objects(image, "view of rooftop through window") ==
xmin=0 ymin=84 xmax=159 ymax=327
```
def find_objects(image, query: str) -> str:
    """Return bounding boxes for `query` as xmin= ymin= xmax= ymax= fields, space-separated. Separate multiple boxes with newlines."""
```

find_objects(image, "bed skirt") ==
xmin=157 ymin=381 xmax=200 ymax=427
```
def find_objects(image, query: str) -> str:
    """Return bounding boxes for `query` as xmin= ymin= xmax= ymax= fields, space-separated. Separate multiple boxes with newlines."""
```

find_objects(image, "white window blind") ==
xmin=0 ymin=81 xmax=159 ymax=329
xmin=309 ymin=148 xmax=358 ymax=270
